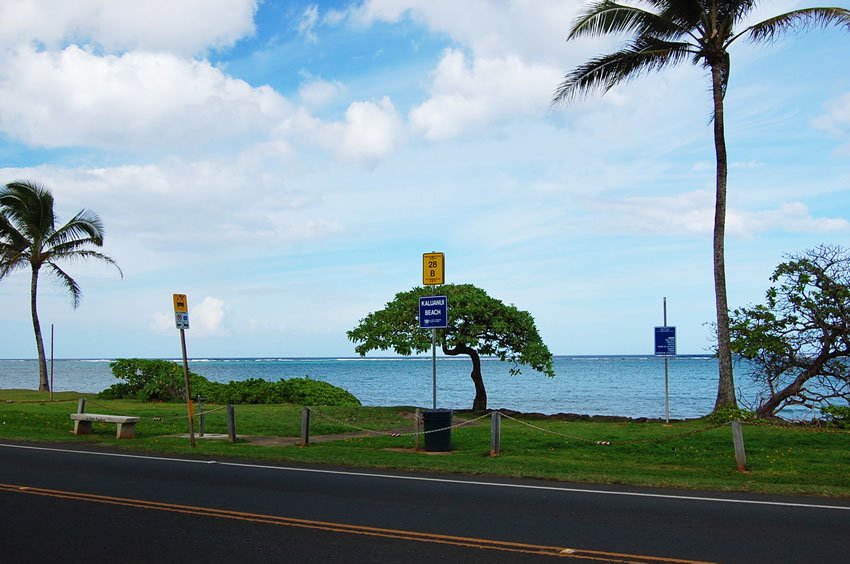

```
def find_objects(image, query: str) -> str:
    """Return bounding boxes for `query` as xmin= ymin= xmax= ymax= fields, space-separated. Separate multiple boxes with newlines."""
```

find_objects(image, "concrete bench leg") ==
xmin=116 ymin=422 xmax=137 ymax=439
xmin=73 ymin=420 xmax=93 ymax=435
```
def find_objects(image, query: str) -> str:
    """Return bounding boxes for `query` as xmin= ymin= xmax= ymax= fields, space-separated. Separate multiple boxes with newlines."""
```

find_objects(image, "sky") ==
xmin=0 ymin=0 xmax=849 ymax=360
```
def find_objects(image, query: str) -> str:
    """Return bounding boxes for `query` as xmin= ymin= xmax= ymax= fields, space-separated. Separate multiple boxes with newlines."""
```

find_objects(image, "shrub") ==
xmin=100 ymin=359 xmax=187 ymax=402
xmin=101 ymin=359 xmax=360 ymax=406
xmin=821 ymin=405 xmax=850 ymax=429
xmin=280 ymin=377 xmax=361 ymax=407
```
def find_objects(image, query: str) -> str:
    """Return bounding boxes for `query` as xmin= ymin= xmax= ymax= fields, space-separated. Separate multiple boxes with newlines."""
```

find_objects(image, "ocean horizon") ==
xmin=0 ymin=355 xmax=802 ymax=420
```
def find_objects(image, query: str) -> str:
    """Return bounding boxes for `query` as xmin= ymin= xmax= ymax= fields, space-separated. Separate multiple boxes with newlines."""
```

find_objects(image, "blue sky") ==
xmin=1 ymin=0 xmax=849 ymax=359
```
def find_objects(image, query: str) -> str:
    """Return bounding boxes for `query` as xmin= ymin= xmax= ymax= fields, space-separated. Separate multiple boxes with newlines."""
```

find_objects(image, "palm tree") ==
xmin=0 ymin=181 xmax=122 ymax=391
xmin=553 ymin=1 xmax=850 ymax=412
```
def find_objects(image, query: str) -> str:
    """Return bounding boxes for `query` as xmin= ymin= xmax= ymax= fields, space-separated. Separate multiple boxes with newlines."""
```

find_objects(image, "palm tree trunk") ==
xmin=710 ymin=60 xmax=737 ymax=411
xmin=30 ymin=266 xmax=49 ymax=392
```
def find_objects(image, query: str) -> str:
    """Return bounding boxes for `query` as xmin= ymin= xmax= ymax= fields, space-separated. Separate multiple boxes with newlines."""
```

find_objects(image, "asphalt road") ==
xmin=1 ymin=442 xmax=848 ymax=563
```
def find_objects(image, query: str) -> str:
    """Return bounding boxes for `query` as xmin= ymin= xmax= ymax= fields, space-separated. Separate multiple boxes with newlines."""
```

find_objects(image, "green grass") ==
xmin=2 ymin=389 xmax=849 ymax=498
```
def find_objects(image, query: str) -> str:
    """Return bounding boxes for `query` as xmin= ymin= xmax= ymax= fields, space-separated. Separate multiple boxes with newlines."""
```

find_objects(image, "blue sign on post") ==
xmin=419 ymin=296 xmax=448 ymax=329
xmin=654 ymin=326 xmax=676 ymax=356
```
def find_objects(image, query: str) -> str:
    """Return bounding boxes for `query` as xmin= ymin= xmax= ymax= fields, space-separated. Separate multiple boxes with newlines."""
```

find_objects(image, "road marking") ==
xmin=0 ymin=482 xmax=713 ymax=563
xmin=2 ymin=442 xmax=849 ymax=511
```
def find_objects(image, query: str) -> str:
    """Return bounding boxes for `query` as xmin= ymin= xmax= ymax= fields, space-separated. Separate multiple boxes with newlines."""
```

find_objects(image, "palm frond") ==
xmin=50 ymin=249 xmax=123 ymax=279
xmin=0 ymin=181 xmax=56 ymax=242
xmin=45 ymin=261 xmax=82 ymax=308
xmin=569 ymin=0 xmax=687 ymax=41
xmin=0 ymin=212 xmax=30 ymax=278
xmin=47 ymin=211 xmax=105 ymax=248
xmin=45 ymin=237 xmax=103 ymax=257
xmin=553 ymin=37 xmax=693 ymax=103
xmin=745 ymin=8 xmax=850 ymax=44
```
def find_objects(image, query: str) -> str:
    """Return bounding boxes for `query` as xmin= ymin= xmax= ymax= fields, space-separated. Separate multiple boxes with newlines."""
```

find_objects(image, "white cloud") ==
xmin=589 ymin=191 xmax=850 ymax=237
xmin=0 ymin=46 xmax=293 ymax=153
xmin=299 ymin=78 xmax=346 ymax=108
xmin=298 ymin=4 xmax=320 ymax=43
xmin=410 ymin=49 xmax=561 ymax=140
xmin=0 ymin=0 xmax=258 ymax=56
xmin=813 ymin=91 xmax=850 ymax=154
xmin=350 ymin=0 xmax=578 ymax=62
xmin=0 ymin=158 xmax=344 ymax=274
xmin=150 ymin=311 xmax=174 ymax=334
xmin=732 ymin=202 xmax=850 ymax=235
xmin=192 ymin=297 xmax=227 ymax=336
xmin=308 ymin=97 xmax=404 ymax=167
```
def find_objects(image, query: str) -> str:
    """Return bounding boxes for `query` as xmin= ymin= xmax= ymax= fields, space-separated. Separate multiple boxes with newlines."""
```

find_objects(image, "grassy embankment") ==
xmin=1 ymin=389 xmax=848 ymax=498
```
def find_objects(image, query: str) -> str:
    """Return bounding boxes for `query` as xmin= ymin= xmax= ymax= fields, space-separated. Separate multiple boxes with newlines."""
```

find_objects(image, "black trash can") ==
xmin=423 ymin=409 xmax=453 ymax=452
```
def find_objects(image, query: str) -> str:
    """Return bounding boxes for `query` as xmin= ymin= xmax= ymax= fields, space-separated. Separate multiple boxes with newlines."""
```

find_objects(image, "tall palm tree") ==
xmin=553 ymin=1 xmax=850 ymax=411
xmin=0 ymin=181 xmax=122 ymax=391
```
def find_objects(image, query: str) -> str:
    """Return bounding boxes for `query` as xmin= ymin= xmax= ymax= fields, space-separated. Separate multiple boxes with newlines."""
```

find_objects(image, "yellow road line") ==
xmin=0 ymin=482 xmax=715 ymax=563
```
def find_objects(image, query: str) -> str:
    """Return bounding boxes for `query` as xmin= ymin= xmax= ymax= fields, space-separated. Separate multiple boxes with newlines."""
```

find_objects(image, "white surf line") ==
xmin=2 ymin=442 xmax=848 ymax=512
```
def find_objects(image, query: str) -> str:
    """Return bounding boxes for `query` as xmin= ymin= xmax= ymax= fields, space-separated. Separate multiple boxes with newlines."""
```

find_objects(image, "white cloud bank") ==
xmin=304 ymin=96 xmax=404 ymax=167
xmin=0 ymin=0 xmax=258 ymax=55
xmin=813 ymin=92 xmax=850 ymax=155
xmin=591 ymin=191 xmax=850 ymax=237
xmin=0 ymin=46 xmax=292 ymax=153
xmin=410 ymin=49 xmax=561 ymax=140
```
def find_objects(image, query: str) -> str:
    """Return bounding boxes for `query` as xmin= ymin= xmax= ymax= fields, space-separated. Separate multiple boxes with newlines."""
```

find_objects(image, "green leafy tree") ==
xmin=347 ymin=284 xmax=555 ymax=412
xmin=0 ymin=181 xmax=121 ymax=391
xmin=730 ymin=245 xmax=850 ymax=418
xmin=552 ymin=1 xmax=850 ymax=412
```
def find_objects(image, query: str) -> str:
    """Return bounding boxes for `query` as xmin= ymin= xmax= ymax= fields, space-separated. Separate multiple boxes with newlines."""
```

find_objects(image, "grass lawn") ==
xmin=1 ymin=389 xmax=848 ymax=498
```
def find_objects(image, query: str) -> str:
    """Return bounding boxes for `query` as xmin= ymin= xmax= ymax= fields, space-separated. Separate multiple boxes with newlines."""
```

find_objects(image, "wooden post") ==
xmin=179 ymin=329 xmax=195 ymax=448
xmin=197 ymin=397 xmax=205 ymax=437
xmin=76 ymin=397 xmax=86 ymax=414
xmin=490 ymin=411 xmax=501 ymax=457
xmin=301 ymin=407 xmax=311 ymax=447
xmin=50 ymin=323 xmax=54 ymax=401
xmin=732 ymin=420 xmax=747 ymax=472
xmin=414 ymin=408 xmax=421 ymax=451
xmin=226 ymin=404 xmax=236 ymax=443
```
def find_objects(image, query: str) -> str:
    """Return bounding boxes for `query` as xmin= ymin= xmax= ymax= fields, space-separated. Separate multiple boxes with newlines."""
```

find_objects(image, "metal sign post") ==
xmin=431 ymin=327 xmax=437 ymax=409
xmin=654 ymin=298 xmax=676 ymax=425
xmin=173 ymin=294 xmax=195 ymax=448
xmin=420 ymin=294 xmax=448 ymax=410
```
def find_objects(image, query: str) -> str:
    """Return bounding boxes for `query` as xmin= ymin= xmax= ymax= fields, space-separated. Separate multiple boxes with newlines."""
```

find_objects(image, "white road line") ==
xmin=2 ymin=442 xmax=848 ymax=511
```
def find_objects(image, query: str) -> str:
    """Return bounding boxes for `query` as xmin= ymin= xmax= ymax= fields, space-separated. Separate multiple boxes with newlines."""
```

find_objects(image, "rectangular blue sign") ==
xmin=655 ymin=326 xmax=676 ymax=356
xmin=419 ymin=295 xmax=448 ymax=329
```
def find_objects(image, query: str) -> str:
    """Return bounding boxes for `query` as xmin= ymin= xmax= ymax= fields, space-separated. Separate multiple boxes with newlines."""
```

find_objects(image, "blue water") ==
xmin=0 ymin=355 xmax=796 ymax=419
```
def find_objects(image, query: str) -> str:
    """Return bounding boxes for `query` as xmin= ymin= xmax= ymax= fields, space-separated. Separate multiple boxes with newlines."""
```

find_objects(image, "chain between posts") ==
xmin=85 ymin=400 xmax=227 ymax=421
xmin=497 ymin=411 xmax=727 ymax=446
xmin=309 ymin=408 xmax=491 ymax=437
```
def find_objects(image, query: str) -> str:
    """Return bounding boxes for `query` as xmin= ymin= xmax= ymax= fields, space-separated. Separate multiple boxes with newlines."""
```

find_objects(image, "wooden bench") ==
xmin=70 ymin=413 xmax=140 ymax=439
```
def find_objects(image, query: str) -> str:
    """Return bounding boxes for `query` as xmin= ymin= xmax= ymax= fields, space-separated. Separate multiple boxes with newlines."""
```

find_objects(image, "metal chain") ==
xmin=84 ymin=400 xmax=227 ymax=421
xmin=498 ymin=411 xmax=726 ymax=446
xmin=309 ymin=408 xmax=490 ymax=438
xmin=497 ymin=412 xmax=599 ymax=444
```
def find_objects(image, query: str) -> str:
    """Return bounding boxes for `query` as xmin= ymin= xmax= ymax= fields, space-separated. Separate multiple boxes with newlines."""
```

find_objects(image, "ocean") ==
xmin=0 ymin=355 xmax=797 ymax=420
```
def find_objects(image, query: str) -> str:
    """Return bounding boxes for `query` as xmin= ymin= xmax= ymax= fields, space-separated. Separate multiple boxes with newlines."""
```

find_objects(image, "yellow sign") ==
xmin=173 ymin=294 xmax=188 ymax=313
xmin=423 ymin=252 xmax=445 ymax=285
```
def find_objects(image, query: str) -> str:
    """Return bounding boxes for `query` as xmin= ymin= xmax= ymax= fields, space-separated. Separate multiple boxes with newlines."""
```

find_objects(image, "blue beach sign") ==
xmin=654 ymin=326 xmax=676 ymax=356
xmin=419 ymin=296 xmax=448 ymax=329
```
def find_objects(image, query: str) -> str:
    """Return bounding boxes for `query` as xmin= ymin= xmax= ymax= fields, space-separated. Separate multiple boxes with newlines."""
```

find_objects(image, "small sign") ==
xmin=175 ymin=312 xmax=190 ymax=330
xmin=173 ymin=294 xmax=189 ymax=330
xmin=655 ymin=326 xmax=676 ymax=356
xmin=423 ymin=252 xmax=445 ymax=286
xmin=419 ymin=295 xmax=448 ymax=329
xmin=173 ymin=294 xmax=188 ymax=313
